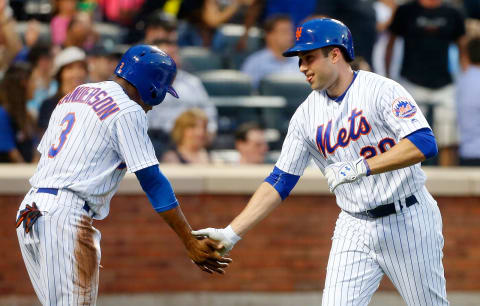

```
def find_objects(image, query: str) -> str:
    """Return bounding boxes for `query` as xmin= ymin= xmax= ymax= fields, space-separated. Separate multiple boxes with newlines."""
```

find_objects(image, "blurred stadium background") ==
xmin=1 ymin=0 xmax=480 ymax=305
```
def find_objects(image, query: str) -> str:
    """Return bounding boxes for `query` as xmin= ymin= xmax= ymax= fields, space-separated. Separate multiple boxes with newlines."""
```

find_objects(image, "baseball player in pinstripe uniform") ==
xmin=15 ymin=45 xmax=231 ymax=305
xmin=194 ymin=19 xmax=447 ymax=305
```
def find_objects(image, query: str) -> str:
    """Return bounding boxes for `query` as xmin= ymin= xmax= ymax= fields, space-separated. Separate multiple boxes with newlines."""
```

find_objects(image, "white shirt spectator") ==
xmin=148 ymin=69 xmax=217 ymax=134
xmin=241 ymin=49 xmax=301 ymax=89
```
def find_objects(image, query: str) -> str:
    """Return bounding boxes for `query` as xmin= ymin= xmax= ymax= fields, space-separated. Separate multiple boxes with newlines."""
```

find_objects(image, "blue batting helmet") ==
xmin=114 ymin=45 xmax=179 ymax=106
xmin=283 ymin=18 xmax=354 ymax=61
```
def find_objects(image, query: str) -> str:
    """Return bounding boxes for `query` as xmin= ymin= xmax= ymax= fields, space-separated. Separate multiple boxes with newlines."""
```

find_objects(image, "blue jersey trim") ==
xmin=326 ymin=71 xmax=358 ymax=103
xmin=135 ymin=165 xmax=179 ymax=212
xmin=264 ymin=166 xmax=300 ymax=200
xmin=405 ymin=128 xmax=438 ymax=159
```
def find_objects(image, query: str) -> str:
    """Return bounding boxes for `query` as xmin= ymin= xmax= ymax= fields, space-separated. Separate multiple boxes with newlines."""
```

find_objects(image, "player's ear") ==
xmin=330 ymin=47 xmax=342 ymax=63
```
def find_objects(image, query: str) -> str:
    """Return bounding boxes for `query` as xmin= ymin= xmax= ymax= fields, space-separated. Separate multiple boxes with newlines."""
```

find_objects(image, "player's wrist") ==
xmin=354 ymin=157 xmax=370 ymax=177
xmin=224 ymin=225 xmax=242 ymax=245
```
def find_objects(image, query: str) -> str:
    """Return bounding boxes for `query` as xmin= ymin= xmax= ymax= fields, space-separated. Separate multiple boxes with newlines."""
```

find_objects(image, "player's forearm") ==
xmin=159 ymin=206 xmax=196 ymax=247
xmin=366 ymin=138 xmax=425 ymax=175
xmin=230 ymin=182 xmax=282 ymax=237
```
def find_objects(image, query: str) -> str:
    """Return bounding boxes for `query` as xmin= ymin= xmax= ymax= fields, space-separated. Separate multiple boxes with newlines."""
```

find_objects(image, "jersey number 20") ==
xmin=48 ymin=113 xmax=76 ymax=158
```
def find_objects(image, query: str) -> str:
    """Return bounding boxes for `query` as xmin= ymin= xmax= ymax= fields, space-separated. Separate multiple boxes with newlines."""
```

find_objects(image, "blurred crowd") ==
xmin=0 ymin=0 xmax=479 ymax=166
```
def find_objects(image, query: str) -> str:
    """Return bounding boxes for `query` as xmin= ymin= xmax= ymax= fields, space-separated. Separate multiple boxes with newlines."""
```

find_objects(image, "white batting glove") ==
xmin=192 ymin=226 xmax=241 ymax=256
xmin=324 ymin=157 xmax=370 ymax=192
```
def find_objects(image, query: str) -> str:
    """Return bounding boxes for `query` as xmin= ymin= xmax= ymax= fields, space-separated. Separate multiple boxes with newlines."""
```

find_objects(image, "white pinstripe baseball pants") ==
xmin=16 ymin=188 xmax=101 ymax=306
xmin=322 ymin=186 xmax=448 ymax=305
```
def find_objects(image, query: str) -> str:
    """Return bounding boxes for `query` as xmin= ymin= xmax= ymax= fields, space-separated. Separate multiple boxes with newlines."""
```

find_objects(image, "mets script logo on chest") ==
xmin=316 ymin=108 xmax=371 ymax=158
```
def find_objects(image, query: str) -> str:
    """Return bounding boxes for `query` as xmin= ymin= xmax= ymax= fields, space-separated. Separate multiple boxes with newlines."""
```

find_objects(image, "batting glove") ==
xmin=324 ymin=157 xmax=371 ymax=192
xmin=192 ymin=226 xmax=241 ymax=256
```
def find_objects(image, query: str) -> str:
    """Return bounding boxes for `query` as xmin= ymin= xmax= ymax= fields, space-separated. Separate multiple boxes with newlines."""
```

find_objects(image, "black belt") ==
xmin=362 ymin=195 xmax=418 ymax=218
xmin=37 ymin=188 xmax=91 ymax=213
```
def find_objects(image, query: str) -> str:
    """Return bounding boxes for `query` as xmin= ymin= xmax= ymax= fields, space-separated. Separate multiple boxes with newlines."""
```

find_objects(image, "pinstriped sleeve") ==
xmin=275 ymin=109 xmax=311 ymax=176
xmin=379 ymin=81 xmax=431 ymax=140
xmin=111 ymin=110 xmax=159 ymax=173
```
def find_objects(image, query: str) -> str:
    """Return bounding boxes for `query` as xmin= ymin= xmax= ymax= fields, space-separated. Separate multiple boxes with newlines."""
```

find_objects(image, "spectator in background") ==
xmin=315 ymin=0 xmax=377 ymax=66
xmin=162 ymin=109 xmax=211 ymax=164
xmin=371 ymin=0 xmax=400 ymax=77
xmin=350 ymin=56 xmax=372 ymax=72
xmin=143 ymin=12 xmax=178 ymax=44
xmin=464 ymin=0 xmax=480 ymax=20
xmin=51 ymin=0 xmax=77 ymax=46
xmin=234 ymin=122 xmax=268 ymax=164
xmin=0 ymin=63 xmax=37 ymax=163
xmin=456 ymin=37 xmax=480 ymax=166
xmin=240 ymin=14 xmax=301 ymax=89
xmin=26 ymin=43 xmax=55 ymax=119
xmin=385 ymin=0 xmax=466 ymax=166
xmin=63 ymin=13 xmax=96 ymax=50
xmin=177 ymin=0 xmax=252 ymax=47
xmin=87 ymin=44 xmax=118 ymax=82
xmin=97 ymin=0 xmax=146 ymax=26
xmin=0 ymin=0 xmax=23 ymax=79
xmin=38 ymin=47 xmax=88 ymax=134
xmin=13 ymin=19 xmax=43 ymax=63
xmin=237 ymin=0 xmax=316 ymax=51
xmin=146 ymin=14 xmax=217 ymax=159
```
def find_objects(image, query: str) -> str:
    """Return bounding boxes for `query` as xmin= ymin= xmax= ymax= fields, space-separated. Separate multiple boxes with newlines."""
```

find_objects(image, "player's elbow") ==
xmin=423 ymin=141 xmax=438 ymax=160
xmin=264 ymin=167 xmax=300 ymax=201
xmin=406 ymin=128 xmax=438 ymax=160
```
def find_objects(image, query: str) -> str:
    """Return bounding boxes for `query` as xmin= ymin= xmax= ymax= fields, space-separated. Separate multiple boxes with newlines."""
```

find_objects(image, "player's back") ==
xmin=31 ymin=81 xmax=148 ymax=212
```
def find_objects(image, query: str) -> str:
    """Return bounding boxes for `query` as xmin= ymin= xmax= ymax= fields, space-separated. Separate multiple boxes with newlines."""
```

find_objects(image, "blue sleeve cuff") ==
xmin=405 ymin=128 xmax=438 ymax=159
xmin=135 ymin=165 xmax=179 ymax=212
xmin=264 ymin=166 xmax=300 ymax=200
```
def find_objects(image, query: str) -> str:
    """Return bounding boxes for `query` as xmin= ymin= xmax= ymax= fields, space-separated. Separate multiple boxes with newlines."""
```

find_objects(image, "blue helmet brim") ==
xmin=283 ymin=43 xmax=319 ymax=57
xmin=167 ymin=86 xmax=179 ymax=99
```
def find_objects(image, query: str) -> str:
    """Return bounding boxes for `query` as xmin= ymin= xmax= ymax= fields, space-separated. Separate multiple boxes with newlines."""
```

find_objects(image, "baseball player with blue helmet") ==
xmin=16 ymin=45 xmax=231 ymax=305
xmin=194 ymin=18 xmax=447 ymax=305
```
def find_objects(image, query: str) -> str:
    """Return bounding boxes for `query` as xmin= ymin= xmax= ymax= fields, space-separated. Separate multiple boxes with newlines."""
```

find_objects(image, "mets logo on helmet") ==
xmin=392 ymin=98 xmax=417 ymax=119
xmin=296 ymin=27 xmax=303 ymax=41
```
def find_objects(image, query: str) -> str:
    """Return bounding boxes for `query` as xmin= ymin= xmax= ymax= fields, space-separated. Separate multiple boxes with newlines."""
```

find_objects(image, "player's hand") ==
xmin=324 ymin=157 xmax=370 ymax=192
xmin=192 ymin=226 xmax=241 ymax=256
xmin=185 ymin=236 xmax=232 ymax=275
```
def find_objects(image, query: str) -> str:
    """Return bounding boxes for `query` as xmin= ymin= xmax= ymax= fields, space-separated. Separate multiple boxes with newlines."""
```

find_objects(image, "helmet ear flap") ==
xmin=148 ymin=86 xmax=167 ymax=106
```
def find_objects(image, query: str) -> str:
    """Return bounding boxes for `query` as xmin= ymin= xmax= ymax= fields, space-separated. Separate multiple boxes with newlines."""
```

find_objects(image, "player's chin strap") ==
xmin=16 ymin=202 xmax=43 ymax=234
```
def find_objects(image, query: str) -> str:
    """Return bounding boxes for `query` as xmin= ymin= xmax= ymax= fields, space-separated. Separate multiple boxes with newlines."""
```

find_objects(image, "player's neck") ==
xmin=113 ymin=77 xmax=140 ymax=101
xmin=326 ymin=68 xmax=354 ymax=99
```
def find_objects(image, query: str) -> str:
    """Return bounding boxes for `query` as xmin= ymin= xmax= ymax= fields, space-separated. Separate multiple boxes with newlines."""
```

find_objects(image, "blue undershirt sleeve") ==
xmin=264 ymin=166 xmax=300 ymax=201
xmin=135 ymin=165 xmax=179 ymax=212
xmin=405 ymin=128 xmax=438 ymax=159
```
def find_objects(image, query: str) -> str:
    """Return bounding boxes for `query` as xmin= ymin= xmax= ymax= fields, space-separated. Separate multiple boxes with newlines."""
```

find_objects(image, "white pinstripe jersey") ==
xmin=276 ymin=71 xmax=431 ymax=213
xmin=30 ymin=81 xmax=158 ymax=219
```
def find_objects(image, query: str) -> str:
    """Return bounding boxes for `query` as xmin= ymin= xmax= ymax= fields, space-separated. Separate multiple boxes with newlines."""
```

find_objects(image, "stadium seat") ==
xmin=209 ymin=95 xmax=286 ymax=150
xmin=213 ymin=24 xmax=264 ymax=69
xmin=179 ymin=47 xmax=223 ymax=73
xmin=198 ymin=70 xmax=253 ymax=96
xmin=258 ymin=73 xmax=311 ymax=108
xmin=258 ymin=74 xmax=311 ymax=134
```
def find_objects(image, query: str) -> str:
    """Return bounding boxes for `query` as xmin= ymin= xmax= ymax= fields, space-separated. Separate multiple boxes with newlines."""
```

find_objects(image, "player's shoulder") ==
xmin=292 ymin=90 xmax=318 ymax=119
xmin=91 ymin=81 xmax=145 ymax=121
xmin=100 ymin=81 xmax=143 ymax=109
xmin=356 ymin=70 xmax=400 ymax=92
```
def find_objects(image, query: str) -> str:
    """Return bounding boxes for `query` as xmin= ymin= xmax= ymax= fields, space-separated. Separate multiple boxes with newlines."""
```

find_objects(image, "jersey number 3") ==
xmin=48 ymin=113 xmax=76 ymax=158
